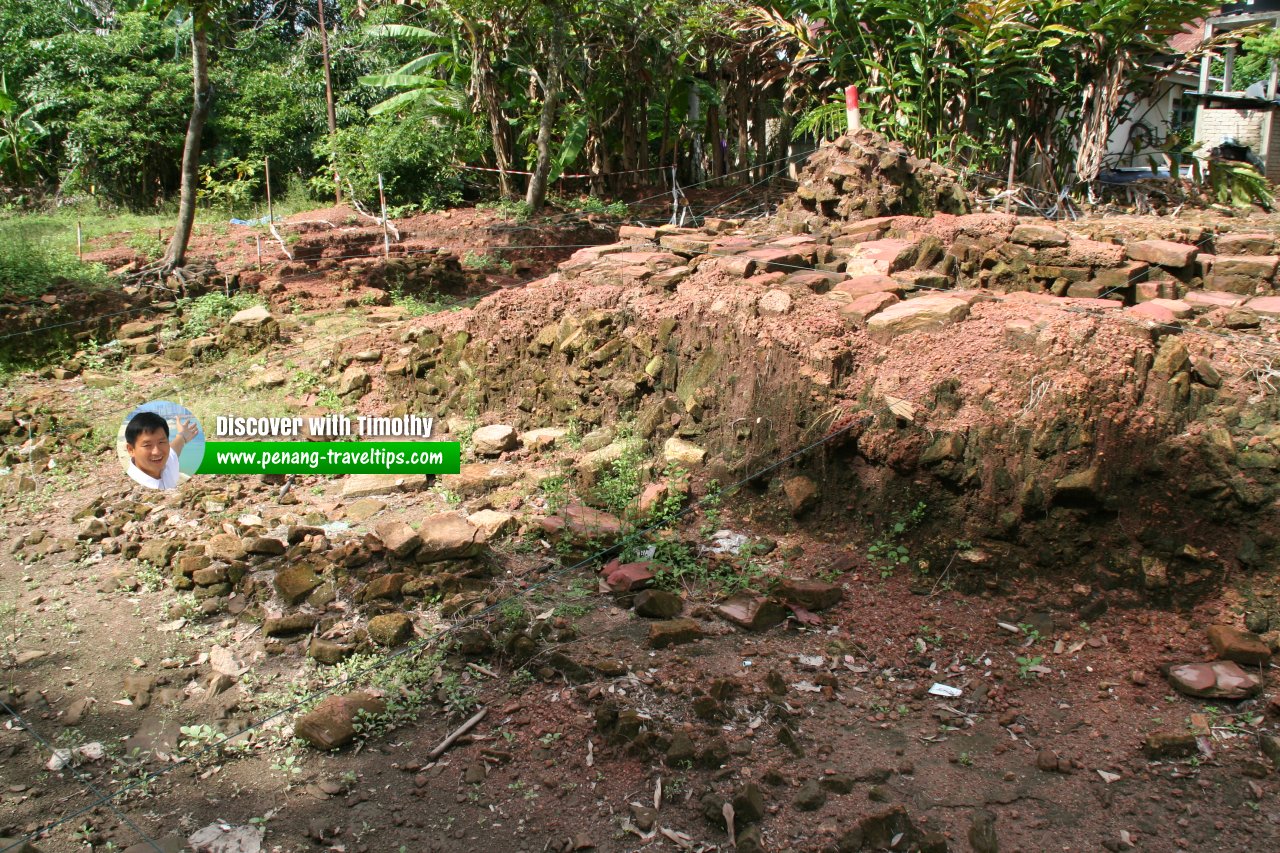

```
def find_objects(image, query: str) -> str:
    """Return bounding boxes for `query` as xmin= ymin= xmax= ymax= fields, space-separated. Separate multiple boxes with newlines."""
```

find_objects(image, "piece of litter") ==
xmin=997 ymin=621 xmax=1021 ymax=633
xmin=1097 ymin=770 xmax=1121 ymax=784
xmin=796 ymin=655 xmax=825 ymax=669
xmin=188 ymin=822 xmax=264 ymax=853
xmin=76 ymin=742 xmax=105 ymax=762
xmin=705 ymin=530 xmax=749 ymax=555
xmin=791 ymin=681 xmax=822 ymax=693
xmin=928 ymin=683 xmax=963 ymax=698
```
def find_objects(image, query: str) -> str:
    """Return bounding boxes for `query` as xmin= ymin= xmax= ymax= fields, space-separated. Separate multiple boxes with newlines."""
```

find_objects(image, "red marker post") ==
xmin=846 ymin=85 xmax=862 ymax=133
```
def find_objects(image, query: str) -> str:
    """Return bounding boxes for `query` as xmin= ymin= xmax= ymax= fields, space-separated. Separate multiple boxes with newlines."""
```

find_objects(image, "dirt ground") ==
xmin=3 ymin=196 xmax=1280 ymax=853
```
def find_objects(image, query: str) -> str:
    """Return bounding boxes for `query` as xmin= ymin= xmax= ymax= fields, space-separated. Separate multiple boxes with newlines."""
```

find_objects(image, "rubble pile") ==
xmin=777 ymin=129 xmax=972 ymax=228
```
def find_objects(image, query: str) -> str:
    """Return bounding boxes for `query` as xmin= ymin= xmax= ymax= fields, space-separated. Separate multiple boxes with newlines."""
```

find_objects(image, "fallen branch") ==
xmin=427 ymin=706 xmax=487 ymax=759
xmin=345 ymin=178 xmax=401 ymax=242
xmin=267 ymin=222 xmax=294 ymax=261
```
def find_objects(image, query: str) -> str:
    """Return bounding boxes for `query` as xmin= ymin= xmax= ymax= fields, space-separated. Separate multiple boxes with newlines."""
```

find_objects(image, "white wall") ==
xmin=1106 ymin=77 xmax=1198 ymax=168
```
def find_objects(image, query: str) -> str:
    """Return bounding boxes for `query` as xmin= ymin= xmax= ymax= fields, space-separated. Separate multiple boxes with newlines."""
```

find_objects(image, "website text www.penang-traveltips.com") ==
xmin=214 ymin=446 xmax=446 ymax=471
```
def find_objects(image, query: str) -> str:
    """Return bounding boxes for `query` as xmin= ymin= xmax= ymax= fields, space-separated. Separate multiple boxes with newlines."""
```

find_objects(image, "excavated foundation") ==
xmin=384 ymin=223 xmax=1280 ymax=602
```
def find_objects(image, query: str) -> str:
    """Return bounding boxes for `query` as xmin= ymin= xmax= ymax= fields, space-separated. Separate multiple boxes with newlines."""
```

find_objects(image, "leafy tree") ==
xmin=142 ymin=0 xmax=234 ymax=269
xmin=53 ymin=13 xmax=190 ymax=205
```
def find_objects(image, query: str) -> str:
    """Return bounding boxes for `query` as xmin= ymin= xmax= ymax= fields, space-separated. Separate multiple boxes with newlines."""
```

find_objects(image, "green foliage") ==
xmin=539 ymin=473 xmax=569 ymax=512
xmin=1231 ymin=28 xmax=1280 ymax=93
xmin=547 ymin=194 xmax=628 ymax=217
xmin=0 ymin=73 xmax=48 ymax=192
xmin=358 ymin=24 xmax=467 ymax=119
xmin=1016 ymin=654 xmax=1045 ymax=680
xmin=1208 ymin=160 xmax=1274 ymax=210
xmin=794 ymin=96 xmax=848 ymax=142
xmin=776 ymin=0 xmax=1219 ymax=184
xmin=179 ymin=723 xmax=249 ymax=765
xmin=594 ymin=441 xmax=647 ymax=516
xmin=56 ymin=12 xmax=190 ymax=206
xmin=313 ymin=99 xmax=480 ymax=213
xmin=460 ymin=251 xmax=514 ymax=273
xmin=329 ymin=647 xmax=448 ymax=738
xmin=289 ymin=368 xmax=342 ymax=411
xmin=198 ymin=157 xmax=261 ymax=210
xmin=478 ymin=199 xmax=533 ymax=223
xmin=0 ymin=0 xmax=1223 ymax=213
xmin=866 ymin=501 xmax=927 ymax=579
xmin=176 ymin=291 xmax=262 ymax=338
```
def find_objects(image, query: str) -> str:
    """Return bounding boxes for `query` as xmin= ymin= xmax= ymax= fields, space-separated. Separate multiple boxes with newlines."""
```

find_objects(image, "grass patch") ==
xmin=0 ymin=239 xmax=110 ymax=300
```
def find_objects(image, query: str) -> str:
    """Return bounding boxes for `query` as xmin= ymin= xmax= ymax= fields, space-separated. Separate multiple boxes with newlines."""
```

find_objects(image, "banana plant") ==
xmin=0 ymin=73 xmax=48 ymax=189
xmin=359 ymin=24 xmax=467 ymax=118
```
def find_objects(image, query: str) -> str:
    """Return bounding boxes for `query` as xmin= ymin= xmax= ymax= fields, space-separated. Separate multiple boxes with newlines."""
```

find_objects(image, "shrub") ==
xmin=176 ymin=291 xmax=262 ymax=338
xmin=312 ymin=100 xmax=482 ymax=213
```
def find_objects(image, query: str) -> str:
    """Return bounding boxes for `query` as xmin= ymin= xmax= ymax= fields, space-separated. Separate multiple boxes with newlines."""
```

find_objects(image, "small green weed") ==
xmin=176 ymin=292 xmax=263 ymax=339
xmin=867 ymin=502 xmax=927 ymax=579
xmin=1016 ymin=655 xmax=1044 ymax=680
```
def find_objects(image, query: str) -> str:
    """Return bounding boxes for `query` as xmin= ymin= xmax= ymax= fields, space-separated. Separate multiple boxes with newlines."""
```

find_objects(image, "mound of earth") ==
xmin=778 ymin=129 xmax=973 ymax=229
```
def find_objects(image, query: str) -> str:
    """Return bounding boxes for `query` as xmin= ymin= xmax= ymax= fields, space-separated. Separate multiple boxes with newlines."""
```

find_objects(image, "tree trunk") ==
xmin=459 ymin=15 xmax=514 ymax=198
xmin=637 ymin=95 xmax=649 ymax=184
xmin=657 ymin=86 xmax=673 ymax=170
xmin=163 ymin=20 xmax=212 ymax=270
xmin=735 ymin=78 xmax=750 ymax=176
xmin=525 ymin=11 xmax=563 ymax=212
xmin=476 ymin=51 xmax=514 ymax=197
xmin=317 ymin=0 xmax=341 ymax=204
xmin=687 ymin=82 xmax=703 ymax=185
xmin=621 ymin=99 xmax=637 ymax=188
xmin=708 ymin=102 xmax=723 ymax=180
xmin=752 ymin=96 xmax=767 ymax=182
xmin=706 ymin=56 xmax=723 ymax=179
